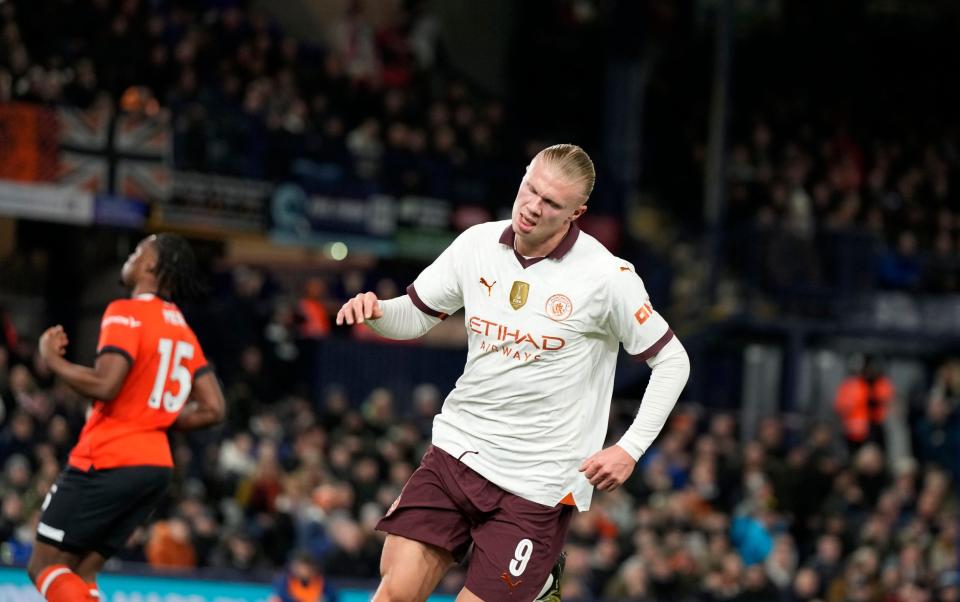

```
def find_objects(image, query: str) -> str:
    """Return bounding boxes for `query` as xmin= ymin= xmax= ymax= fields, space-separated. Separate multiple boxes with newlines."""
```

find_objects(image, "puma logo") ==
xmin=480 ymin=277 xmax=496 ymax=296
xmin=500 ymin=572 xmax=523 ymax=593
xmin=619 ymin=266 xmax=632 ymax=272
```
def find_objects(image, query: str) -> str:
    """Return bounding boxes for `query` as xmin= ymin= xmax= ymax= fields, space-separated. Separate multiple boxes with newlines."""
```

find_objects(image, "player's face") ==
xmin=121 ymin=236 xmax=158 ymax=287
xmin=512 ymin=159 xmax=587 ymax=249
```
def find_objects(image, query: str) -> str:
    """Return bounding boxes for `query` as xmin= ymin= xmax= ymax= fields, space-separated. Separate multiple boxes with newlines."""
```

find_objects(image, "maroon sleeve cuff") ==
xmin=406 ymin=284 xmax=448 ymax=320
xmin=633 ymin=329 xmax=674 ymax=362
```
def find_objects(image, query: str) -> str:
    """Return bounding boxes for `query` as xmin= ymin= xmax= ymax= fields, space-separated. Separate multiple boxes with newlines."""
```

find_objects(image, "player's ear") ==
xmin=143 ymin=238 xmax=160 ymax=274
xmin=571 ymin=203 xmax=588 ymax=221
xmin=142 ymin=251 xmax=159 ymax=275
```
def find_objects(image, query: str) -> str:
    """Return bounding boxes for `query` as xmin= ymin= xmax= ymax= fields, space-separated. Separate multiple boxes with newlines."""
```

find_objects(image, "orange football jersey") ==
xmin=69 ymin=294 xmax=210 ymax=470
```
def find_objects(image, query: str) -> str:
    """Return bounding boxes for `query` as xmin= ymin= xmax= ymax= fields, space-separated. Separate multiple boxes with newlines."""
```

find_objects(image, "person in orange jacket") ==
xmin=834 ymin=355 xmax=894 ymax=452
xmin=269 ymin=551 xmax=338 ymax=602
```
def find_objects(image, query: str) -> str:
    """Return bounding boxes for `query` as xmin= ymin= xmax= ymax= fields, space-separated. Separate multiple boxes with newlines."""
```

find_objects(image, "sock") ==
xmin=35 ymin=564 xmax=95 ymax=602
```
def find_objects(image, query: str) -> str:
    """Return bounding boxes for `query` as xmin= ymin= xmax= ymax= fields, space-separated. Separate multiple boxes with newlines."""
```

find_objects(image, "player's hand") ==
xmin=335 ymin=292 xmax=383 ymax=325
xmin=579 ymin=445 xmax=636 ymax=492
xmin=39 ymin=325 xmax=69 ymax=362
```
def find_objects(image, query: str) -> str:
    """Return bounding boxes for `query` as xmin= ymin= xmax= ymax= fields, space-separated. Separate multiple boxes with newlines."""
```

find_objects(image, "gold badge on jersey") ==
xmin=509 ymin=281 xmax=529 ymax=310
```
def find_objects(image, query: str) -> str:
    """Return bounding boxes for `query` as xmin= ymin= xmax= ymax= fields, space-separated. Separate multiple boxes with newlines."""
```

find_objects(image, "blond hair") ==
xmin=534 ymin=144 xmax=596 ymax=201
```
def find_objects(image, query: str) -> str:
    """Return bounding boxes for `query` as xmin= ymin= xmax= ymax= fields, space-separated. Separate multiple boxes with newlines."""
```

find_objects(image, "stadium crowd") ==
xmin=4 ymin=0 xmax=958 ymax=303
xmin=0 ymin=0 xmax=519 ymax=206
xmin=709 ymin=108 xmax=960 ymax=300
xmin=2 ymin=264 xmax=960 ymax=601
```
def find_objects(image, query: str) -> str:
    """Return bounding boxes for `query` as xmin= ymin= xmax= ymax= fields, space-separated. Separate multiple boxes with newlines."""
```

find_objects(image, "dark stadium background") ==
xmin=1 ymin=0 xmax=960 ymax=600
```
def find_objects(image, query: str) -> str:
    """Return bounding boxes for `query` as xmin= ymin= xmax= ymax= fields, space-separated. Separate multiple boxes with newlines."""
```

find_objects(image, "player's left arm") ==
xmin=172 ymin=370 xmax=226 ymax=431
xmin=580 ymin=337 xmax=690 ymax=490
xmin=39 ymin=325 xmax=130 ymax=401
xmin=579 ymin=265 xmax=691 ymax=491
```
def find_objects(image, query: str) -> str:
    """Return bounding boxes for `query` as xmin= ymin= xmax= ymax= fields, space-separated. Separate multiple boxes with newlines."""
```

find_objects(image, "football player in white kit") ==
xmin=337 ymin=144 xmax=690 ymax=602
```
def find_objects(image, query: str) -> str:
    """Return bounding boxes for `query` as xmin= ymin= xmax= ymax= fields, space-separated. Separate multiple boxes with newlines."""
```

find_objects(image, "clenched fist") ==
xmin=579 ymin=445 xmax=636 ymax=492
xmin=336 ymin=292 xmax=383 ymax=325
xmin=39 ymin=325 xmax=69 ymax=363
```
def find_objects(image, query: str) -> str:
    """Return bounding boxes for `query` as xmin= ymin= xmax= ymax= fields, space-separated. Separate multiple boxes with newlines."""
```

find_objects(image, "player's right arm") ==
xmin=336 ymin=226 xmax=474 ymax=336
xmin=172 ymin=370 xmax=226 ymax=431
xmin=335 ymin=292 xmax=442 ymax=339
xmin=39 ymin=325 xmax=130 ymax=401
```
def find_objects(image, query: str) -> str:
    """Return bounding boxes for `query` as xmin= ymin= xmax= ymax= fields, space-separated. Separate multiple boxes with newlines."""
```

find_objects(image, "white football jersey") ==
xmin=410 ymin=220 xmax=674 ymax=511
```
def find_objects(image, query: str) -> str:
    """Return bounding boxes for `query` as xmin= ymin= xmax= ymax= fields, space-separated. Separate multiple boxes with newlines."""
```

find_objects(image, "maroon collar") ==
xmin=499 ymin=222 xmax=581 ymax=269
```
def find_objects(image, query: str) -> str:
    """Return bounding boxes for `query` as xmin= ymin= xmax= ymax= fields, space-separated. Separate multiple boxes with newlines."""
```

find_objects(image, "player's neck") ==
xmin=515 ymin=222 xmax=571 ymax=258
xmin=130 ymin=282 xmax=160 ymax=298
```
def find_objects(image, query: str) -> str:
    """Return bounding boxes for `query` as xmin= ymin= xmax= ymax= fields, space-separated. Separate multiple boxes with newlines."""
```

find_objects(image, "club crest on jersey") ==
xmin=545 ymin=294 xmax=573 ymax=321
xmin=509 ymin=281 xmax=529 ymax=310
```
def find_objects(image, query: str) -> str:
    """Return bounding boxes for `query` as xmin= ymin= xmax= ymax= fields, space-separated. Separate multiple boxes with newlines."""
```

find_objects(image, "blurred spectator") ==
xmin=269 ymin=550 xmax=338 ymax=602
xmin=8 ymin=365 xmax=51 ymax=421
xmin=928 ymin=358 xmax=960 ymax=409
xmin=298 ymin=278 xmax=333 ymax=339
xmin=212 ymin=530 xmax=270 ymax=572
xmin=0 ymin=412 xmax=35 ymax=462
xmin=0 ymin=305 xmax=18 ymax=352
xmin=602 ymin=555 xmax=654 ymax=600
xmin=145 ymin=517 xmax=197 ymax=569
xmin=264 ymin=301 xmax=302 ymax=391
xmin=764 ymin=534 xmax=798 ymax=591
xmin=787 ymin=566 xmax=821 ymax=602
xmin=360 ymin=387 xmax=394 ymax=438
xmin=238 ymin=439 xmax=284 ymax=516
xmin=834 ymin=356 xmax=894 ymax=452
xmin=731 ymin=505 xmax=776 ymax=566
xmin=410 ymin=382 xmax=440 ymax=438
xmin=913 ymin=395 xmax=960 ymax=480
xmin=878 ymin=231 xmax=924 ymax=290
xmin=320 ymin=517 xmax=379 ymax=580
xmin=225 ymin=345 xmax=273 ymax=432
xmin=807 ymin=534 xmax=843 ymax=595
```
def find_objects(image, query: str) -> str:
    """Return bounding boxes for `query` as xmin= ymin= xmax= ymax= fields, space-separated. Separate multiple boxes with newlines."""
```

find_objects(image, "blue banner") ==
xmin=0 ymin=567 xmax=455 ymax=602
xmin=94 ymin=194 xmax=148 ymax=228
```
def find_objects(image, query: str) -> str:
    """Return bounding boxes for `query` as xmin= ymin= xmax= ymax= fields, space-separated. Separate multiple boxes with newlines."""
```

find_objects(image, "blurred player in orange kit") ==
xmin=27 ymin=233 xmax=226 ymax=602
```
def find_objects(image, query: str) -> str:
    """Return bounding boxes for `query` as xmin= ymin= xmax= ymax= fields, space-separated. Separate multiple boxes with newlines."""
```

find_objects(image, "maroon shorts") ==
xmin=376 ymin=445 xmax=573 ymax=601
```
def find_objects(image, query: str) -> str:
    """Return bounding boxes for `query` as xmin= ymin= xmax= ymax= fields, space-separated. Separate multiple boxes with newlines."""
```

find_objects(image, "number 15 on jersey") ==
xmin=148 ymin=338 xmax=194 ymax=412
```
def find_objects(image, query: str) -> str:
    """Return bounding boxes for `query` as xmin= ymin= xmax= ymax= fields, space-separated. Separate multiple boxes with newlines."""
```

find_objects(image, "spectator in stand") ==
xmin=0 ymin=412 xmax=35 ymax=461
xmin=914 ymin=395 xmax=960 ymax=481
xmin=928 ymin=358 xmax=960 ymax=409
xmin=298 ymin=278 xmax=333 ymax=339
xmin=834 ymin=355 xmax=895 ymax=452
xmin=211 ymin=529 xmax=271 ymax=573
xmin=269 ymin=551 xmax=338 ymax=602
xmin=878 ymin=231 xmax=924 ymax=290
xmin=145 ymin=517 xmax=197 ymax=570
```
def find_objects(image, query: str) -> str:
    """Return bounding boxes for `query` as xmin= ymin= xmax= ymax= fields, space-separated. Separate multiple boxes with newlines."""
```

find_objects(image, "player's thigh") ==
xmin=26 ymin=541 xmax=81 ymax=583
xmin=466 ymin=498 xmax=573 ymax=602
xmin=74 ymin=550 xmax=109 ymax=582
xmin=373 ymin=534 xmax=455 ymax=602
xmin=376 ymin=446 xmax=474 ymax=561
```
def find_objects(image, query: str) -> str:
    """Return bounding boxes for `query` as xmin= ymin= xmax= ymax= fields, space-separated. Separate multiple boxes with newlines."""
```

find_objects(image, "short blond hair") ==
xmin=535 ymin=144 xmax=596 ymax=201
